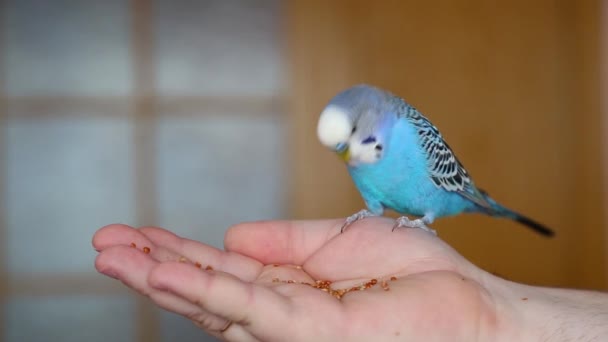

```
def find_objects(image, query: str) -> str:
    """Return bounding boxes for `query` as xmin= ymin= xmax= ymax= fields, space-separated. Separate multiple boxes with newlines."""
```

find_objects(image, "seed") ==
xmin=143 ymin=247 xmax=151 ymax=254
xmin=130 ymin=242 xmax=136 ymax=248
xmin=381 ymin=280 xmax=390 ymax=291
xmin=194 ymin=262 xmax=202 ymax=268
xmin=205 ymin=265 xmax=213 ymax=271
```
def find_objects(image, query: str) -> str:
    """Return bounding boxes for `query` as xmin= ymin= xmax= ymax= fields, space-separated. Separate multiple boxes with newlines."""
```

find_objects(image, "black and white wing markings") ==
xmin=411 ymin=114 xmax=470 ymax=192
xmin=397 ymin=102 xmax=492 ymax=209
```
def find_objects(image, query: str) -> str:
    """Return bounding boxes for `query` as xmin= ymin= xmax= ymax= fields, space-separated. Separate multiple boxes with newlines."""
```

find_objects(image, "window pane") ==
xmin=5 ymin=113 xmax=135 ymax=274
xmin=2 ymin=0 xmax=132 ymax=96
xmin=154 ymin=0 xmax=284 ymax=96
xmin=156 ymin=114 xmax=286 ymax=248
xmin=3 ymin=295 xmax=136 ymax=342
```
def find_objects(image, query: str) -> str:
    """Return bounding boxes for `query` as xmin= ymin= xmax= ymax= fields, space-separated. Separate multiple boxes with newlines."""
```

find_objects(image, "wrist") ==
xmin=480 ymin=271 xmax=608 ymax=341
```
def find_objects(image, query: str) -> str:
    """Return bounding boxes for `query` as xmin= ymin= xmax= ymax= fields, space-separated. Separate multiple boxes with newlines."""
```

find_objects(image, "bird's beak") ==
xmin=336 ymin=144 xmax=350 ymax=162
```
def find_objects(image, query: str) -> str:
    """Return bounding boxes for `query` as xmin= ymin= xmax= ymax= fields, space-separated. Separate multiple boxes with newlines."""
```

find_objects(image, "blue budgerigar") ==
xmin=317 ymin=84 xmax=554 ymax=237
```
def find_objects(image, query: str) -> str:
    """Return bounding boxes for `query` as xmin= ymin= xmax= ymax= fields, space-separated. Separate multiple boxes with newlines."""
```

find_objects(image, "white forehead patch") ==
xmin=317 ymin=105 xmax=352 ymax=147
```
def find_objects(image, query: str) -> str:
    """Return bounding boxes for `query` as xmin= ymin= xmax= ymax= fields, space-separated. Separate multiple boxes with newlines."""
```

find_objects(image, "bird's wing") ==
xmin=401 ymin=106 xmax=493 ymax=210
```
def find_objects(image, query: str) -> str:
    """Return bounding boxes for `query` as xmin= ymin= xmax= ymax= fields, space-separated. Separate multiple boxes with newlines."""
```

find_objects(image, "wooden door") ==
xmin=286 ymin=0 xmax=606 ymax=289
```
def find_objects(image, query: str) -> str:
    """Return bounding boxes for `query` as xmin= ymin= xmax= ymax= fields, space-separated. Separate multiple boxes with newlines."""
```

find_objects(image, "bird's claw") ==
xmin=341 ymin=209 xmax=377 ymax=232
xmin=392 ymin=216 xmax=437 ymax=235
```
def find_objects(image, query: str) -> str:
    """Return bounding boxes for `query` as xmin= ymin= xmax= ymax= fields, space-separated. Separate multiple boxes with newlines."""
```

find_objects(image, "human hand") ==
xmin=93 ymin=218 xmax=602 ymax=341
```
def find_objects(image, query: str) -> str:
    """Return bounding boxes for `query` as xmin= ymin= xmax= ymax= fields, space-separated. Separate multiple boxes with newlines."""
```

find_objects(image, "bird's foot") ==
xmin=392 ymin=216 xmax=437 ymax=235
xmin=341 ymin=209 xmax=377 ymax=233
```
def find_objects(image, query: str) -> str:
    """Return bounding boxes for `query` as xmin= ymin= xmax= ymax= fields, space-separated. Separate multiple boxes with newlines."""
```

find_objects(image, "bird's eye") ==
xmin=351 ymin=126 xmax=357 ymax=134
xmin=375 ymin=144 xmax=383 ymax=151
xmin=362 ymin=136 xmax=376 ymax=144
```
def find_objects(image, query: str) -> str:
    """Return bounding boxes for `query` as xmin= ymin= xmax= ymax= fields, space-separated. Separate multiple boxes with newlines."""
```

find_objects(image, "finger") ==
xmin=140 ymin=227 xmax=264 ymax=282
xmin=93 ymin=224 xmax=188 ymax=264
xmin=148 ymin=262 xmax=293 ymax=339
xmin=95 ymin=244 xmax=184 ymax=301
xmin=95 ymin=245 xmax=231 ymax=333
xmin=224 ymin=219 xmax=344 ymax=265
xmin=93 ymin=224 xmax=176 ymax=262
xmin=92 ymin=223 xmax=148 ymax=251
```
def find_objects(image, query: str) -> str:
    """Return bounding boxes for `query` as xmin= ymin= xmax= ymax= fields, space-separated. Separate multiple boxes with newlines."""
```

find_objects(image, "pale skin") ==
xmin=93 ymin=218 xmax=608 ymax=341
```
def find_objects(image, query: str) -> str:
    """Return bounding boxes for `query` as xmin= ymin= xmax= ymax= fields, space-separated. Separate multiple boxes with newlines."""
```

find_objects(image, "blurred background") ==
xmin=0 ymin=0 xmax=606 ymax=341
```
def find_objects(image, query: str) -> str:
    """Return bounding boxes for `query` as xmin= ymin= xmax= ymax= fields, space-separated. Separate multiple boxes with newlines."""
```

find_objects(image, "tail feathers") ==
xmin=477 ymin=189 xmax=555 ymax=237
xmin=510 ymin=213 xmax=555 ymax=237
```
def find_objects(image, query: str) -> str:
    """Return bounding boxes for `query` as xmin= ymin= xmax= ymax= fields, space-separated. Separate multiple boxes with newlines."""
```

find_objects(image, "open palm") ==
xmin=93 ymin=218 xmax=498 ymax=341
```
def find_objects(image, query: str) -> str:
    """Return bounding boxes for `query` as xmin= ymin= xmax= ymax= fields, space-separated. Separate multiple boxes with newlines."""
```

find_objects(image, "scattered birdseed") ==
xmin=270 ymin=276 xmax=393 ymax=300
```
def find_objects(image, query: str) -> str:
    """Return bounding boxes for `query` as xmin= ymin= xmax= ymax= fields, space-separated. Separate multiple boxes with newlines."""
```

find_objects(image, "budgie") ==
xmin=316 ymin=84 xmax=554 ymax=237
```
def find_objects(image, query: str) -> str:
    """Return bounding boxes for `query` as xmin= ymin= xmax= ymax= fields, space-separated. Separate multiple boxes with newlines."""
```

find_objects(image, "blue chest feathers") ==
xmin=347 ymin=119 xmax=473 ymax=218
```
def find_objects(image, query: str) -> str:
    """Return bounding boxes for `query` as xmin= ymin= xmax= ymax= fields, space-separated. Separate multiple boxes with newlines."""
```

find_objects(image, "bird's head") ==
xmin=317 ymin=84 xmax=393 ymax=166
